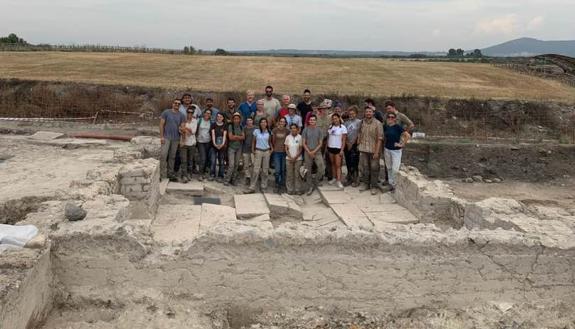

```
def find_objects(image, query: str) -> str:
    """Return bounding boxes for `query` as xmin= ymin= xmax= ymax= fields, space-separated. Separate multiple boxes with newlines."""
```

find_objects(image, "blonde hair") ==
xmin=246 ymin=90 xmax=255 ymax=96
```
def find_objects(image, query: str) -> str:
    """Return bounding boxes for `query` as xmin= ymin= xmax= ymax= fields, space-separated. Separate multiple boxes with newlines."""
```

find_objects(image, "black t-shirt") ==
xmin=297 ymin=101 xmax=313 ymax=126
xmin=384 ymin=124 xmax=404 ymax=150
xmin=211 ymin=122 xmax=226 ymax=145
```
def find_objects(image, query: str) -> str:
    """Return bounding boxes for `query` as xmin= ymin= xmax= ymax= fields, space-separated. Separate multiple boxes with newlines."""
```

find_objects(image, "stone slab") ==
xmin=366 ymin=208 xmax=419 ymax=226
xmin=234 ymin=194 xmax=270 ymax=219
xmin=28 ymin=131 xmax=64 ymax=140
xmin=151 ymin=205 xmax=201 ymax=244
xmin=302 ymin=205 xmax=338 ymax=222
xmin=318 ymin=189 xmax=349 ymax=205
xmin=199 ymin=204 xmax=237 ymax=233
xmin=263 ymin=193 xmax=303 ymax=219
xmin=330 ymin=203 xmax=373 ymax=230
xmin=166 ymin=181 xmax=204 ymax=195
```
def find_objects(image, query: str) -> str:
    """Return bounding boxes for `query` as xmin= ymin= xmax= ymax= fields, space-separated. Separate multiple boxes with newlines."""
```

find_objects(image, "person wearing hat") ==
xmin=224 ymin=112 xmax=244 ymax=186
xmin=285 ymin=103 xmax=302 ymax=129
xmin=178 ymin=106 xmax=199 ymax=183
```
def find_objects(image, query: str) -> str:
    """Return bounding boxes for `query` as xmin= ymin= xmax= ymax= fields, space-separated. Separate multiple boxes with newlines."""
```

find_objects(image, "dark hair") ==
xmin=303 ymin=89 xmax=311 ymax=94
xmin=384 ymin=100 xmax=395 ymax=108
xmin=330 ymin=113 xmax=342 ymax=128
xmin=216 ymin=112 xmax=225 ymax=119
xmin=289 ymin=123 xmax=299 ymax=129
xmin=180 ymin=93 xmax=192 ymax=101
xmin=227 ymin=97 xmax=236 ymax=102
xmin=364 ymin=98 xmax=375 ymax=106
xmin=206 ymin=97 xmax=214 ymax=102
xmin=203 ymin=109 xmax=212 ymax=115
xmin=309 ymin=114 xmax=317 ymax=120
xmin=258 ymin=117 xmax=269 ymax=132
xmin=277 ymin=116 xmax=287 ymax=126
xmin=347 ymin=105 xmax=359 ymax=113
xmin=265 ymin=85 xmax=273 ymax=91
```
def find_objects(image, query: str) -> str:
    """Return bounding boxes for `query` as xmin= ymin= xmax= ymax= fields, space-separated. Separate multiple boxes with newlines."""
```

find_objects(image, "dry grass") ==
xmin=0 ymin=52 xmax=574 ymax=102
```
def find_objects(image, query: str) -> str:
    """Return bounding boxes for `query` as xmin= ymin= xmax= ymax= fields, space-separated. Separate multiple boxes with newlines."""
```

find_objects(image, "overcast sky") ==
xmin=1 ymin=0 xmax=573 ymax=51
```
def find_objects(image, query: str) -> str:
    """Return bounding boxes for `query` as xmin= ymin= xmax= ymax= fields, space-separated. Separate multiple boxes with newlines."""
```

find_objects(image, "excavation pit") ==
xmin=1 ymin=130 xmax=575 ymax=329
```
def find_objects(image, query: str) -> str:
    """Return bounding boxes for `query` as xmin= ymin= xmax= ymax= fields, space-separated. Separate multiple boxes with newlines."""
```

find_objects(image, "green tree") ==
xmin=214 ymin=48 xmax=228 ymax=56
xmin=456 ymin=48 xmax=464 ymax=57
xmin=447 ymin=48 xmax=457 ymax=57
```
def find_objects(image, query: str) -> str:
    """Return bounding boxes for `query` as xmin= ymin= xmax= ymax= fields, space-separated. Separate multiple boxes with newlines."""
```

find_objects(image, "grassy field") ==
xmin=0 ymin=52 xmax=574 ymax=102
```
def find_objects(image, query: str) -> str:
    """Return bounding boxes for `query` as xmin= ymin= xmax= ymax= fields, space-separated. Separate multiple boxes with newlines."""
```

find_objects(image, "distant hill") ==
xmin=482 ymin=37 xmax=575 ymax=57
xmin=232 ymin=49 xmax=446 ymax=58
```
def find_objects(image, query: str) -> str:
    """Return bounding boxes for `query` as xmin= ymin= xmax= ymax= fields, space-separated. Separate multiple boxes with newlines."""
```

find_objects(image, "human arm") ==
xmin=398 ymin=112 xmax=415 ymax=132
xmin=374 ymin=123 xmax=383 ymax=158
xmin=340 ymin=133 xmax=347 ymax=156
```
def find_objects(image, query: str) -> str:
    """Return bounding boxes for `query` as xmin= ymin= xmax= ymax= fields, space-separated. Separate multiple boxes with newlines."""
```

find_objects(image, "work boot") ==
xmin=306 ymin=186 xmax=314 ymax=196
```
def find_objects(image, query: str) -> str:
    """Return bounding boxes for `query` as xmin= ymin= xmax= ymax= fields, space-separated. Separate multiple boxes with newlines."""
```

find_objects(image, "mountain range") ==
xmin=232 ymin=38 xmax=575 ymax=58
xmin=481 ymin=37 xmax=575 ymax=57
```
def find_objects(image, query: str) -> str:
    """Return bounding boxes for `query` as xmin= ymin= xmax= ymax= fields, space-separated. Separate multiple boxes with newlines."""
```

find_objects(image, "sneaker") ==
xmin=328 ymin=179 xmax=336 ymax=185
xmin=352 ymin=181 xmax=360 ymax=188
xmin=197 ymin=175 xmax=204 ymax=182
xmin=244 ymin=188 xmax=255 ymax=194
xmin=336 ymin=181 xmax=344 ymax=190
xmin=186 ymin=173 xmax=193 ymax=181
xmin=371 ymin=188 xmax=378 ymax=195
xmin=179 ymin=176 xmax=189 ymax=183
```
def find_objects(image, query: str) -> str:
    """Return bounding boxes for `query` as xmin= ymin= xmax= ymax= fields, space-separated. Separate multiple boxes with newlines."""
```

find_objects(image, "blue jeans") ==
xmin=210 ymin=146 xmax=226 ymax=178
xmin=272 ymin=151 xmax=286 ymax=188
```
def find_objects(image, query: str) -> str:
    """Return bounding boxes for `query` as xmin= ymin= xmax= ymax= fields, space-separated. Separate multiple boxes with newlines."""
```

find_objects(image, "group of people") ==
xmin=159 ymin=86 xmax=414 ymax=196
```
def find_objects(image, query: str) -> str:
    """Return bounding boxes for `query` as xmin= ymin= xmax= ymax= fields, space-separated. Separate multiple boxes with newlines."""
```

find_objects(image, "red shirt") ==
xmin=279 ymin=107 xmax=289 ymax=118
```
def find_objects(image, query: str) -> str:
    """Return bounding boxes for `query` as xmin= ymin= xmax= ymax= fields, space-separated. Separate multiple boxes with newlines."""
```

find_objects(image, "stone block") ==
xmin=263 ymin=193 xmax=303 ymax=219
xmin=234 ymin=194 xmax=270 ymax=219
xmin=330 ymin=203 xmax=373 ymax=230
xmin=318 ymin=189 xmax=348 ymax=205
xmin=199 ymin=204 xmax=237 ymax=233
xmin=166 ymin=181 xmax=204 ymax=196
xmin=151 ymin=205 xmax=201 ymax=244
xmin=28 ymin=131 xmax=64 ymax=140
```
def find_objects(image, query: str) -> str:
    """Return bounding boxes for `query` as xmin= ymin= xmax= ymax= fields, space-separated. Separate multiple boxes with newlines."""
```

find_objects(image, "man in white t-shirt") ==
xmin=284 ymin=123 xmax=304 ymax=195
xmin=179 ymin=108 xmax=199 ymax=182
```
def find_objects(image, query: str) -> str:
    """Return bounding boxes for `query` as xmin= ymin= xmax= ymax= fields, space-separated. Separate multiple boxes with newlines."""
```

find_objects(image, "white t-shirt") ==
xmin=284 ymin=134 xmax=303 ymax=161
xmin=327 ymin=125 xmax=348 ymax=149
xmin=184 ymin=119 xmax=198 ymax=146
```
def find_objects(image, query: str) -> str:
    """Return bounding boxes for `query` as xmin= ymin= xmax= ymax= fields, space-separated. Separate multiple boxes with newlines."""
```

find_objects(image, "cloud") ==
xmin=432 ymin=29 xmax=441 ymax=38
xmin=526 ymin=16 xmax=544 ymax=31
xmin=475 ymin=14 xmax=518 ymax=35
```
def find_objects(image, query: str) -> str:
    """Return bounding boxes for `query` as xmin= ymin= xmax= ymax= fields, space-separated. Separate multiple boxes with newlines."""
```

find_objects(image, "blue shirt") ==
xmin=161 ymin=109 xmax=186 ymax=141
xmin=285 ymin=114 xmax=303 ymax=128
xmin=384 ymin=124 xmax=404 ymax=150
xmin=238 ymin=102 xmax=257 ymax=125
xmin=253 ymin=129 xmax=271 ymax=150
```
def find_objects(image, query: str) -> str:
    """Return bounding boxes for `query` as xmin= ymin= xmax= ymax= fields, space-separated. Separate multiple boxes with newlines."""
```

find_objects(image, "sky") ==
xmin=1 ymin=0 xmax=574 ymax=51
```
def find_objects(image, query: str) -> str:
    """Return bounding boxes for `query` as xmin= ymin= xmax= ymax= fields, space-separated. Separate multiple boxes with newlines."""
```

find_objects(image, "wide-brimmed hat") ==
xmin=318 ymin=99 xmax=333 ymax=109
